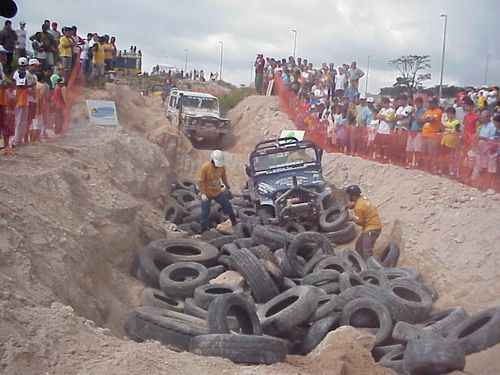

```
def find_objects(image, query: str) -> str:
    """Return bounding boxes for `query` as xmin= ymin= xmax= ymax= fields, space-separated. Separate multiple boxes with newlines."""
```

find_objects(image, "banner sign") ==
xmin=87 ymin=100 xmax=119 ymax=126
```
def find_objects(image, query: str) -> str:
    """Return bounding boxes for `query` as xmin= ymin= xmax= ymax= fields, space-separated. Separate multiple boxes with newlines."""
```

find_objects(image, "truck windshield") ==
xmin=252 ymin=147 xmax=317 ymax=172
xmin=182 ymin=96 xmax=219 ymax=111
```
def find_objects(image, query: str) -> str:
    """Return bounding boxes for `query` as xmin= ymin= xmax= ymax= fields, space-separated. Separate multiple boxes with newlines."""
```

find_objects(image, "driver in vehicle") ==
xmin=197 ymin=150 xmax=237 ymax=233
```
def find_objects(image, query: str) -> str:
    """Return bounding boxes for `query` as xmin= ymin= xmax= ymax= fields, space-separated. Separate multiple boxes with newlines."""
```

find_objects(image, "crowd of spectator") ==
xmin=0 ymin=18 xmax=129 ymax=155
xmin=255 ymin=54 xmax=500 ymax=189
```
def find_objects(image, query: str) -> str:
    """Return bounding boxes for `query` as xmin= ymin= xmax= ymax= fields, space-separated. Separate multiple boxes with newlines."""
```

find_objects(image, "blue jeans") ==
xmin=200 ymin=192 xmax=237 ymax=232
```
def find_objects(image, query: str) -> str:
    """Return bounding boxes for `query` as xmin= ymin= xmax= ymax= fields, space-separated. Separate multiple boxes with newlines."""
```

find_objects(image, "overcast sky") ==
xmin=12 ymin=0 xmax=500 ymax=92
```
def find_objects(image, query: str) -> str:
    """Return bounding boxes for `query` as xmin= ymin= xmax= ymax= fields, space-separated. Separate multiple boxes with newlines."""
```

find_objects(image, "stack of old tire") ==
xmin=126 ymin=181 xmax=500 ymax=372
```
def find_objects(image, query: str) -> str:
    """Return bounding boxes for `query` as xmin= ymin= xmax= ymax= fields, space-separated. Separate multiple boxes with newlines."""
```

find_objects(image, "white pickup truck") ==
xmin=165 ymin=89 xmax=230 ymax=144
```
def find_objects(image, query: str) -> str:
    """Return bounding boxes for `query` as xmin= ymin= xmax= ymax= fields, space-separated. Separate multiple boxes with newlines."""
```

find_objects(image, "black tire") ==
xmin=173 ymin=178 xmax=198 ymax=193
xmin=422 ymin=283 xmax=439 ymax=302
xmin=313 ymin=255 xmax=350 ymax=274
xmin=140 ymin=288 xmax=185 ymax=313
xmin=176 ymin=222 xmax=198 ymax=235
xmin=124 ymin=306 xmax=207 ymax=351
xmin=340 ymin=297 xmax=393 ymax=345
xmin=237 ymin=207 xmax=258 ymax=222
xmin=283 ymin=221 xmax=306 ymax=234
xmin=260 ymin=259 xmax=285 ymax=291
xmin=130 ymin=244 xmax=172 ymax=289
xmin=378 ymin=345 xmax=405 ymax=373
xmin=302 ymin=253 xmax=331 ymax=275
xmin=300 ymin=312 xmax=340 ymax=355
xmin=190 ymin=334 xmax=286 ymax=364
xmin=207 ymin=264 xmax=227 ymax=279
xmin=231 ymin=248 xmax=279 ymax=303
xmin=233 ymin=238 xmax=255 ymax=249
xmin=150 ymin=238 xmax=219 ymax=266
xmin=275 ymin=248 xmax=300 ymax=278
xmin=283 ymin=277 xmax=297 ymax=290
xmin=318 ymin=281 xmax=340 ymax=295
xmin=256 ymin=206 xmax=274 ymax=222
xmin=257 ymin=285 xmax=319 ymax=336
xmin=378 ymin=241 xmax=400 ymax=268
xmin=163 ymin=202 xmax=185 ymax=224
xmin=159 ymin=262 xmax=209 ymax=299
xmin=421 ymin=307 xmax=468 ymax=337
xmin=207 ymin=293 xmax=261 ymax=335
xmin=183 ymin=297 xmax=240 ymax=331
xmin=319 ymin=206 xmax=349 ymax=232
xmin=306 ymin=294 xmax=338 ymax=323
xmin=372 ymin=344 xmax=405 ymax=362
xmin=324 ymin=222 xmax=357 ymax=245
xmin=447 ymin=306 xmax=500 ymax=355
xmin=301 ymin=269 xmax=340 ymax=287
xmin=219 ymin=243 xmax=238 ymax=256
xmin=200 ymin=229 xmax=223 ymax=241
xmin=251 ymin=225 xmax=294 ymax=250
xmin=403 ymin=339 xmax=466 ymax=374
xmin=338 ymin=248 xmax=367 ymax=273
xmin=301 ymin=220 xmax=319 ymax=232
xmin=366 ymin=256 xmax=385 ymax=270
xmin=358 ymin=269 xmax=389 ymax=286
xmin=392 ymin=321 xmax=435 ymax=343
xmin=171 ymin=189 xmax=199 ymax=206
xmin=183 ymin=200 xmax=202 ymax=212
xmin=382 ymin=267 xmax=421 ymax=281
xmin=385 ymin=278 xmax=433 ymax=323
xmin=233 ymin=222 xmax=251 ymax=239
xmin=217 ymin=255 xmax=236 ymax=270
xmin=320 ymin=192 xmax=336 ymax=210
xmin=249 ymin=244 xmax=278 ymax=264
xmin=207 ymin=234 xmax=237 ymax=249
xmin=194 ymin=283 xmax=243 ymax=310
xmin=286 ymin=231 xmax=334 ymax=277
xmin=339 ymin=271 xmax=366 ymax=292
xmin=230 ymin=197 xmax=254 ymax=208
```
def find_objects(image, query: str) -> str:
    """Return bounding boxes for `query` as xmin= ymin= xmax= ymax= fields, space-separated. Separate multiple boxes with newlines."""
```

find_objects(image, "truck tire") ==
xmin=339 ymin=271 xmax=366 ymax=292
xmin=286 ymin=232 xmax=334 ymax=277
xmin=283 ymin=221 xmax=306 ymax=234
xmin=313 ymin=255 xmax=350 ymax=274
xmin=231 ymin=248 xmax=279 ymax=303
xmin=259 ymin=259 xmax=285 ymax=291
xmin=173 ymin=178 xmax=198 ymax=193
xmin=130 ymin=244 xmax=172 ymax=289
xmin=159 ymin=262 xmax=209 ymax=299
xmin=385 ymin=278 xmax=433 ymax=322
xmin=149 ymin=238 xmax=219 ymax=267
xmin=306 ymin=294 xmax=338 ymax=323
xmin=194 ymin=283 xmax=243 ymax=310
xmin=207 ymin=234 xmax=237 ymax=249
xmin=300 ymin=312 xmax=340 ymax=355
xmin=163 ymin=202 xmax=185 ymax=224
xmin=421 ymin=307 xmax=468 ymax=337
xmin=251 ymin=225 xmax=294 ymax=250
xmin=207 ymin=293 xmax=261 ymax=335
xmin=233 ymin=222 xmax=251 ymax=239
xmin=275 ymin=248 xmax=300 ymax=278
xmin=358 ymin=269 xmax=388 ymax=286
xmin=392 ymin=321 xmax=436 ymax=343
xmin=378 ymin=346 xmax=405 ymax=373
xmin=124 ymin=306 xmax=207 ymax=352
xmin=233 ymin=238 xmax=255 ymax=248
xmin=372 ymin=344 xmax=405 ymax=362
xmin=237 ymin=207 xmax=258 ymax=222
xmin=172 ymin=189 xmax=199 ymax=207
xmin=403 ymin=339 xmax=465 ymax=374
xmin=190 ymin=334 xmax=286 ymax=364
xmin=340 ymin=297 xmax=393 ymax=345
xmin=301 ymin=269 xmax=340 ymax=287
xmin=378 ymin=241 xmax=400 ymax=268
xmin=338 ymin=248 xmax=367 ymax=273
xmin=382 ymin=267 xmax=421 ymax=281
xmin=447 ymin=306 xmax=500 ymax=355
xmin=257 ymin=286 xmax=319 ymax=336
xmin=248 ymin=244 xmax=277 ymax=264
xmin=319 ymin=206 xmax=349 ymax=232
xmin=324 ymin=222 xmax=357 ymax=245
xmin=140 ymin=288 xmax=184 ymax=313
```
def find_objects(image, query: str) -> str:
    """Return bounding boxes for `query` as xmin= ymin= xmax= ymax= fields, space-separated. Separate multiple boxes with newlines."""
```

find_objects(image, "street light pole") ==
xmin=219 ymin=41 xmax=224 ymax=81
xmin=291 ymin=29 xmax=297 ymax=59
xmin=439 ymin=14 xmax=447 ymax=98
xmin=484 ymin=54 xmax=491 ymax=86
xmin=184 ymin=48 xmax=188 ymax=73
xmin=365 ymin=55 xmax=371 ymax=95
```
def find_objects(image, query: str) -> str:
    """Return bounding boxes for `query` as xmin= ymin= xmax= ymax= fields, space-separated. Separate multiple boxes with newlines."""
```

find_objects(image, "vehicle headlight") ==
xmin=190 ymin=118 xmax=197 ymax=125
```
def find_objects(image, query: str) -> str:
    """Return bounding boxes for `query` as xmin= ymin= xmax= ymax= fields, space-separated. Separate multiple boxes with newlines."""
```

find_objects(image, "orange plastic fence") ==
xmin=273 ymin=77 xmax=499 ymax=192
xmin=62 ymin=59 xmax=83 ymax=133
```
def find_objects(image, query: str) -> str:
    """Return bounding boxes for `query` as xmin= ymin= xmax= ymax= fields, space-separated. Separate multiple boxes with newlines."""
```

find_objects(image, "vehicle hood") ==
xmin=183 ymin=108 xmax=220 ymax=118
xmin=254 ymin=169 xmax=324 ymax=198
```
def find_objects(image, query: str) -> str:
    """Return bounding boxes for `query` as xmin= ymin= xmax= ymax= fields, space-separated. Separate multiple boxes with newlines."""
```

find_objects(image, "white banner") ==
xmin=87 ymin=100 xmax=119 ymax=126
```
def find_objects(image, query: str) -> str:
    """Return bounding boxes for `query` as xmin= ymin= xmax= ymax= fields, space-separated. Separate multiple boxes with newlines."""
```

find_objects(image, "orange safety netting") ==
xmin=62 ymin=59 xmax=83 ymax=133
xmin=273 ymin=77 xmax=499 ymax=192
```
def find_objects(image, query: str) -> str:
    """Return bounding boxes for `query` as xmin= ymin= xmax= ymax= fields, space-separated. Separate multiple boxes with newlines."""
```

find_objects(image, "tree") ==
xmin=389 ymin=55 xmax=431 ymax=96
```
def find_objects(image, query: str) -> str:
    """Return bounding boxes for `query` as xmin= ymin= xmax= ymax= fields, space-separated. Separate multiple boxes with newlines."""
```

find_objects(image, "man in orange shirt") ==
xmin=419 ymin=97 xmax=442 ymax=172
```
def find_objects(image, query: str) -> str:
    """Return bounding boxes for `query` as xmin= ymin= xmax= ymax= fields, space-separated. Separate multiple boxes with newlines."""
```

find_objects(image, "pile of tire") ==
xmin=126 ymin=181 xmax=500 ymax=371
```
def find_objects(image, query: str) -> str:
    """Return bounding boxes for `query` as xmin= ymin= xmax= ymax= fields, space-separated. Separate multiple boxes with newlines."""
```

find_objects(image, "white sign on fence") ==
xmin=86 ymin=100 xmax=119 ymax=126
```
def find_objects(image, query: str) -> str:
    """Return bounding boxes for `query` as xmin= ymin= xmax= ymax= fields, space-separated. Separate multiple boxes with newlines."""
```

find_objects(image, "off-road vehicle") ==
xmin=245 ymin=137 xmax=333 ymax=225
xmin=166 ymin=89 xmax=229 ymax=144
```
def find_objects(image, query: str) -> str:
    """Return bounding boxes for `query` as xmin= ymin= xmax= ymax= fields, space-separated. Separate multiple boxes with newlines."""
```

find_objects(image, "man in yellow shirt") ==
xmin=342 ymin=185 xmax=382 ymax=260
xmin=197 ymin=150 xmax=237 ymax=233
xmin=58 ymin=27 xmax=73 ymax=79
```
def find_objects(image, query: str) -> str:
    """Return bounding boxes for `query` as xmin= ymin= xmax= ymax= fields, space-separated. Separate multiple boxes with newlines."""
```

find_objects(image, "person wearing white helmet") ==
xmin=12 ymin=56 xmax=35 ymax=146
xmin=197 ymin=149 xmax=237 ymax=233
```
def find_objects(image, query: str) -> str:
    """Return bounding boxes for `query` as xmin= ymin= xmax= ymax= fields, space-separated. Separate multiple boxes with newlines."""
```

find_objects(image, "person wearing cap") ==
xmin=12 ymin=56 xmax=33 ymax=146
xmin=197 ymin=150 xmax=237 ymax=233
xmin=0 ymin=20 xmax=17 ymax=75
xmin=15 ymin=21 xmax=26 ymax=60
xmin=342 ymin=185 xmax=382 ymax=260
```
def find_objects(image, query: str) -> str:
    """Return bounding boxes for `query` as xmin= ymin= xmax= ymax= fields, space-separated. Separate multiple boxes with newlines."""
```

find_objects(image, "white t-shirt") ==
xmin=16 ymin=29 xmax=26 ymax=49
xmin=335 ymin=74 xmax=347 ymax=90
xmin=377 ymin=107 xmax=395 ymax=134
xmin=395 ymin=105 xmax=413 ymax=129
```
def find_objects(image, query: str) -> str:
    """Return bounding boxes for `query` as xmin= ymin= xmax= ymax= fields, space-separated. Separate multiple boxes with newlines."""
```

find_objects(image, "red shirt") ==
xmin=463 ymin=111 xmax=479 ymax=145
xmin=255 ymin=57 xmax=265 ymax=74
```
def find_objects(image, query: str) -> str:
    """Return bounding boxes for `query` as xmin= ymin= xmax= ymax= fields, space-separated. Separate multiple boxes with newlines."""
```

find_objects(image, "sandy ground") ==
xmin=0 ymin=86 xmax=498 ymax=374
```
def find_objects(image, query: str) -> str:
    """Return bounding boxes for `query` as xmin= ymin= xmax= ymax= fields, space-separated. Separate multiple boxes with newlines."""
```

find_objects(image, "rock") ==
xmin=309 ymin=326 xmax=376 ymax=358
xmin=210 ymin=271 xmax=244 ymax=287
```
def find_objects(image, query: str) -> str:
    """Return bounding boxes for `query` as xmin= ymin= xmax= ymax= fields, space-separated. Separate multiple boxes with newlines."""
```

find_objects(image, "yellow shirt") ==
xmin=103 ymin=42 xmax=114 ymax=60
xmin=93 ymin=44 xmax=105 ymax=65
xmin=197 ymin=161 xmax=228 ymax=198
xmin=58 ymin=36 xmax=73 ymax=57
xmin=354 ymin=196 xmax=382 ymax=232
xmin=441 ymin=119 xmax=459 ymax=148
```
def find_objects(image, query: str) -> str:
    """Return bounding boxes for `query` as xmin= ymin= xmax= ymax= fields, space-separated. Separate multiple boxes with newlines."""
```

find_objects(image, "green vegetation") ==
xmin=217 ymin=87 xmax=254 ymax=115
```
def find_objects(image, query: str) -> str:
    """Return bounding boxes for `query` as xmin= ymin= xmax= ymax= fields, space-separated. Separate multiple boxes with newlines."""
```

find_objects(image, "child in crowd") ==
xmin=440 ymin=107 xmax=461 ymax=176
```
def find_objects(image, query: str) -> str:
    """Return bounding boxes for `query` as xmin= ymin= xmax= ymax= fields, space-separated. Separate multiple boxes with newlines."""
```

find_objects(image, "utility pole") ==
xmin=291 ymin=29 xmax=298 ymax=59
xmin=439 ymin=14 xmax=448 ymax=98
xmin=365 ymin=55 xmax=371 ymax=95
xmin=219 ymin=41 xmax=224 ymax=81
xmin=184 ymin=49 xmax=188 ymax=72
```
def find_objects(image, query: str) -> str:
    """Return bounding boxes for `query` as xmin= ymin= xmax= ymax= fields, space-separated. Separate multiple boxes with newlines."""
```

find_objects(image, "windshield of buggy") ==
xmin=252 ymin=146 xmax=318 ymax=172
xmin=182 ymin=95 xmax=219 ymax=111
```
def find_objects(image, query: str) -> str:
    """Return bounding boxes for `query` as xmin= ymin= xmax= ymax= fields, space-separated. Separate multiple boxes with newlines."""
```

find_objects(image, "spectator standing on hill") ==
xmin=419 ymin=97 xmax=442 ymax=173
xmin=254 ymin=53 xmax=265 ymax=95
xmin=31 ymin=32 xmax=47 ymax=68
xmin=342 ymin=185 xmax=382 ymax=260
xmin=0 ymin=20 xmax=17 ymax=75
xmin=12 ymin=57 xmax=34 ymax=147
xmin=110 ymin=36 xmax=117 ymax=67
xmin=348 ymin=61 xmax=364 ymax=91
xmin=51 ymin=22 xmax=61 ymax=41
xmin=15 ymin=21 xmax=26 ymax=60
xmin=58 ymin=27 xmax=74 ymax=80
xmin=374 ymin=97 xmax=394 ymax=160
xmin=92 ymin=37 xmax=106 ymax=88
xmin=406 ymin=97 xmax=425 ymax=167
xmin=103 ymin=35 xmax=114 ymax=71
xmin=462 ymin=97 xmax=479 ymax=145
xmin=80 ymin=33 xmax=94 ymax=82
xmin=334 ymin=66 xmax=347 ymax=97
xmin=53 ymin=76 xmax=65 ymax=135
xmin=440 ymin=107 xmax=461 ymax=176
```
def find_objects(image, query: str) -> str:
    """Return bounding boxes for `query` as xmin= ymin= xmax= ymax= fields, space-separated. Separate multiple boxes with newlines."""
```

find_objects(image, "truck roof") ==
xmin=171 ymin=89 xmax=217 ymax=99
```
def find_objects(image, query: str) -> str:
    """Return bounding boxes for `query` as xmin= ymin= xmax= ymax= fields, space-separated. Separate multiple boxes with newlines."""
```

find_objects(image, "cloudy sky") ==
xmin=12 ymin=0 xmax=500 ymax=92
